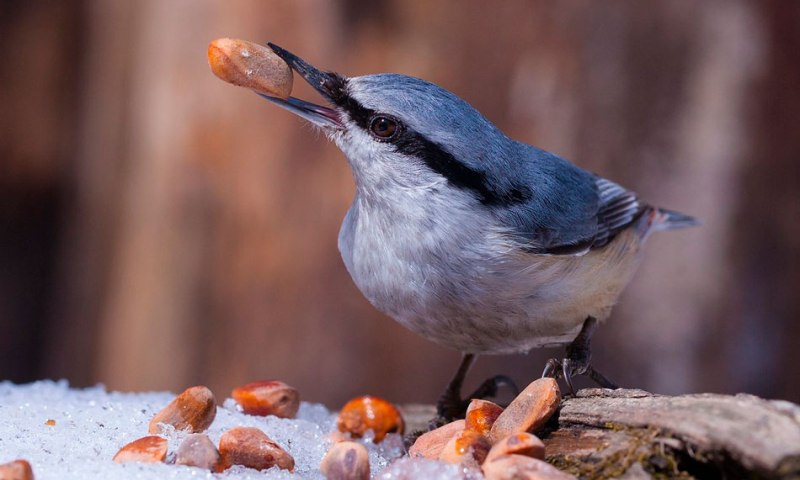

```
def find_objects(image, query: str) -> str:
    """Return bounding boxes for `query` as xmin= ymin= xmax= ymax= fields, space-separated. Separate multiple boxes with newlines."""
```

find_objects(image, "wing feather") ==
xmin=499 ymin=147 xmax=645 ymax=255
xmin=589 ymin=178 xmax=644 ymax=249
xmin=536 ymin=177 xmax=644 ymax=254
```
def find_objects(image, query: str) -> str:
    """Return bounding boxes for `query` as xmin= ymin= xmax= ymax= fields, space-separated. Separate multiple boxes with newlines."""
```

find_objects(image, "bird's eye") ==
xmin=369 ymin=116 xmax=398 ymax=140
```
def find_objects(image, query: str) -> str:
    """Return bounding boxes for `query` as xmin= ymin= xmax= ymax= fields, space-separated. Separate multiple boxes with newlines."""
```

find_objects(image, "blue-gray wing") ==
xmin=496 ymin=148 xmax=644 ymax=255
xmin=590 ymin=177 xmax=643 ymax=249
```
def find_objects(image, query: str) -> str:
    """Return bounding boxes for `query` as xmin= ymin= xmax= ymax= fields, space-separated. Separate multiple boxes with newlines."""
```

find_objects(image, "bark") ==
xmin=550 ymin=389 xmax=800 ymax=479
xmin=402 ymin=389 xmax=800 ymax=479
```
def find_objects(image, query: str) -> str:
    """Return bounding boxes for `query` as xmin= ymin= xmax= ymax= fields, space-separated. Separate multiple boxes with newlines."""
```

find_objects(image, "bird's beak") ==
xmin=260 ymin=43 xmax=345 ymax=130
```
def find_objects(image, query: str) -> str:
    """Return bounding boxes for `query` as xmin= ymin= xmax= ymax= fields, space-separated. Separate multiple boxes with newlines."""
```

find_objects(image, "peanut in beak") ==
xmin=208 ymin=38 xmax=293 ymax=99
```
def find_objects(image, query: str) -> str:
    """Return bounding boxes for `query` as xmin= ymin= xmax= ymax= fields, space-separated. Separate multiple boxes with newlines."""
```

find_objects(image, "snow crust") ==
xmin=0 ymin=381 xmax=464 ymax=479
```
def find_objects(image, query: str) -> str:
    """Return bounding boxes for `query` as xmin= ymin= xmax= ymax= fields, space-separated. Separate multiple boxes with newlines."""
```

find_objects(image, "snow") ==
xmin=0 ymin=381 xmax=468 ymax=479
xmin=376 ymin=458 xmax=483 ymax=480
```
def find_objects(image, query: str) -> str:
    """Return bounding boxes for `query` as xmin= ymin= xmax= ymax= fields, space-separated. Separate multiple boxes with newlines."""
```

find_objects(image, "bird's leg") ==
xmin=432 ymin=353 xmax=476 ymax=428
xmin=430 ymin=354 xmax=519 ymax=429
xmin=541 ymin=316 xmax=619 ymax=394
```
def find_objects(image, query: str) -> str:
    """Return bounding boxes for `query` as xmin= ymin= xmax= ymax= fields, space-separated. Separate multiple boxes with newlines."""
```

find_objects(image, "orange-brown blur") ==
xmin=1 ymin=1 xmax=798 ymax=407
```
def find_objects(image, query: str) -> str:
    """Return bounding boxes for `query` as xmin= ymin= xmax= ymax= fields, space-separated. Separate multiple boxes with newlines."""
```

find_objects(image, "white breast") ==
xmin=337 ymin=184 xmax=644 ymax=355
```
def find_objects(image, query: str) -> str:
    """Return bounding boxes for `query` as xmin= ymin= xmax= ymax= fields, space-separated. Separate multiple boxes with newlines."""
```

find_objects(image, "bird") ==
xmin=260 ymin=43 xmax=698 ymax=422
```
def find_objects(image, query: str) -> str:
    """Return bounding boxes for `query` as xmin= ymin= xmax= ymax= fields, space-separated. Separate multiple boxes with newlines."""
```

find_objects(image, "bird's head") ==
xmin=265 ymin=44 xmax=521 ymax=204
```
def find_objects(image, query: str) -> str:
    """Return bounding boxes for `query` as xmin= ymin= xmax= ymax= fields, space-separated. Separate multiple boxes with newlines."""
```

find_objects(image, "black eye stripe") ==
xmin=330 ymin=87 xmax=402 ymax=141
xmin=393 ymin=131 xmax=530 ymax=206
xmin=332 ymin=85 xmax=374 ymax=130
xmin=333 ymin=84 xmax=530 ymax=207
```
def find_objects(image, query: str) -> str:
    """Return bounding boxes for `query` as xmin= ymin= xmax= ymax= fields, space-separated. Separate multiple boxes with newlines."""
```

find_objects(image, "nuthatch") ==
xmin=262 ymin=44 xmax=698 ymax=421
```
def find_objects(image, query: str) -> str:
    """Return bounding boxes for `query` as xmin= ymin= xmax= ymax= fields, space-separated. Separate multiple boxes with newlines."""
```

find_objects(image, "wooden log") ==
xmin=401 ymin=389 xmax=800 ymax=479
xmin=549 ymin=389 xmax=800 ymax=479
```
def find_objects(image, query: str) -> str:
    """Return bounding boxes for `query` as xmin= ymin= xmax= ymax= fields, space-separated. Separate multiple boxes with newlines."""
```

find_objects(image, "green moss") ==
xmin=546 ymin=425 xmax=698 ymax=479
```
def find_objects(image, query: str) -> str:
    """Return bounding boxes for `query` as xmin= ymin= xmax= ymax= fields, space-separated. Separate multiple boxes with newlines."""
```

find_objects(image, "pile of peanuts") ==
xmin=105 ymin=381 xmax=402 ymax=477
xmin=0 ymin=377 xmax=571 ymax=479
xmin=106 ymin=377 xmax=571 ymax=479
xmin=111 ymin=382 xmax=298 ymax=472
xmin=409 ymin=378 xmax=574 ymax=480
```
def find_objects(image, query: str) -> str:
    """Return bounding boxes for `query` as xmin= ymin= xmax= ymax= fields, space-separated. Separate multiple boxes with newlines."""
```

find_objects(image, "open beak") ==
xmin=260 ymin=43 xmax=345 ymax=130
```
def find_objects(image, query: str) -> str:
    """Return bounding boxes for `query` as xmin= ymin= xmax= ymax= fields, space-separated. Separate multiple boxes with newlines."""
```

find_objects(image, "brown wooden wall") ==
xmin=1 ymin=0 xmax=798 ymax=406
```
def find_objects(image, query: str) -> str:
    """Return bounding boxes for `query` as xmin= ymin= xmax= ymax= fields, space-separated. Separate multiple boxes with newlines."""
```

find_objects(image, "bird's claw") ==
xmin=542 ymin=357 xmax=618 ymax=395
xmin=541 ymin=316 xmax=619 ymax=394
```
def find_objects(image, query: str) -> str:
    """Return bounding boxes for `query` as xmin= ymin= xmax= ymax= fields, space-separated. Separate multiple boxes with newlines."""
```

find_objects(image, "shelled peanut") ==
xmin=208 ymin=38 xmax=293 ymax=99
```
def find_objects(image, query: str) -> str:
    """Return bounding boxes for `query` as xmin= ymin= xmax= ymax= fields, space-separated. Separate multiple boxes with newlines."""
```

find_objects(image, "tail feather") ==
xmin=654 ymin=208 xmax=701 ymax=231
xmin=636 ymin=207 xmax=699 ymax=239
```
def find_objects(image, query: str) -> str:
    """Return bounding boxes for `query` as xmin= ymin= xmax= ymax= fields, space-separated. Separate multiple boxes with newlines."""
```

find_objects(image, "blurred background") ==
xmin=1 ymin=0 xmax=798 ymax=408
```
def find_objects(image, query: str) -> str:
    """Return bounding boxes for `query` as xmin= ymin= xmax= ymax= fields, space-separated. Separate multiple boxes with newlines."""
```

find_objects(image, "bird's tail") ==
xmin=653 ymin=208 xmax=700 ymax=231
xmin=637 ymin=207 xmax=700 ymax=239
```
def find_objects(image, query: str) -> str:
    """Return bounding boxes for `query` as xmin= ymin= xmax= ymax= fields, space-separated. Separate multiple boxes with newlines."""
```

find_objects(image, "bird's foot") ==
xmin=541 ymin=358 xmax=618 ymax=394
xmin=427 ymin=353 xmax=519 ymax=430
xmin=409 ymin=373 xmax=519 ymax=447
xmin=541 ymin=316 xmax=619 ymax=394
xmin=430 ymin=374 xmax=518 ymax=429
